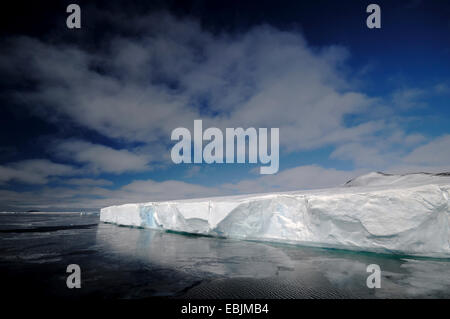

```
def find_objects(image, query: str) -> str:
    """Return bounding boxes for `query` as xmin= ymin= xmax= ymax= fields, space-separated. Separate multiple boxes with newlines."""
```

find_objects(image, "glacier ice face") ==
xmin=100 ymin=172 xmax=450 ymax=257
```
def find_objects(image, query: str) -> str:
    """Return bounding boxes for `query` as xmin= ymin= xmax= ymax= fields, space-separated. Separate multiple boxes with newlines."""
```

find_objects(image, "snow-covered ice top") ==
xmin=100 ymin=172 xmax=450 ymax=258
xmin=345 ymin=171 xmax=450 ymax=188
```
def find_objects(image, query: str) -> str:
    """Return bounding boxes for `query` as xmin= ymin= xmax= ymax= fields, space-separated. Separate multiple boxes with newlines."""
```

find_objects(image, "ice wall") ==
xmin=100 ymin=173 xmax=450 ymax=257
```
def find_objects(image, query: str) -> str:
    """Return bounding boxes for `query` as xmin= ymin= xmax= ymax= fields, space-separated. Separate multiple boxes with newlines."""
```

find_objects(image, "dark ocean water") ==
xmin=1 ymin=213 xmax=450 ymax=299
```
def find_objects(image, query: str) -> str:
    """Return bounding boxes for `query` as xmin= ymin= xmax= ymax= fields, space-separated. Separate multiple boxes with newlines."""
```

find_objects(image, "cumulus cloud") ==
xmin=184 ymin=166 xmax=202 ymax=178
xmin=0 ymin=140 xmax=152 ymax=185
xmin=1 ymin=12 xmax=385 ymax=155
xmin=2 ymin=11 xmax=439 ymax=169
xmin=221 ymin=165 xmax=364 ymax=193
xmin=0 ymin=159 xmax=76 ymax=185
xmin=403 ymin=135 xmax=450 ymax=166
xmin=391 ymin=88 xmax=426 ymax=110
xmin=63 ymin=178 xmax=113 ymax=186
xmin=0 ymin=164 xmax=361 ymax=211
xmin=330 ymin=133 xmax=450 ymax=173
xmin=0 ymin=11 xmax=448 ymax=210
xmin=54 ymin=140 xmax=151 ymax=174
xmin=329 ymin=126 xmax=430 ymax=169
xmin=0 ymin=177 xmax=223 ymax=211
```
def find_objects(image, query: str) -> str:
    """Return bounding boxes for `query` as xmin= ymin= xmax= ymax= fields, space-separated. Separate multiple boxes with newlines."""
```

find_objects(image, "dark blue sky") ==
xmin=0 ymin=0 xmax=449 ymax=211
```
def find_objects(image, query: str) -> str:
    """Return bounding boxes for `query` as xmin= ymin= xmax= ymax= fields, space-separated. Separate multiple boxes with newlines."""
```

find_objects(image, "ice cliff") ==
xmin=100 ymin=172 xmax=450 ymax=257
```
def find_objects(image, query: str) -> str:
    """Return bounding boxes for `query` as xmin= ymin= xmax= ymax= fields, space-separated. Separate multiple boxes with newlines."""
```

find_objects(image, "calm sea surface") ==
xmin=1 ymin=213 xmax=450 ymax=299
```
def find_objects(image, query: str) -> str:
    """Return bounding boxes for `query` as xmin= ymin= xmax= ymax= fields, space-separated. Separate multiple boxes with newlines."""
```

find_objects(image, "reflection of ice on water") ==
xmin=1 ymin=213 xmax=450 ymax=298
xmin=398 ymin=259 xmax=450 ymax=297
xmin=96 ymin=223 xmax=295 ymax=278
xmin=96 ymin=222 xmax=450 ymax=298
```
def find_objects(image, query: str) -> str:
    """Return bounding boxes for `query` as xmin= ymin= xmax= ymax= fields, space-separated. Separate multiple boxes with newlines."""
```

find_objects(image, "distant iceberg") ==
xmin=100 ymin=172 xmax=450 ymax=258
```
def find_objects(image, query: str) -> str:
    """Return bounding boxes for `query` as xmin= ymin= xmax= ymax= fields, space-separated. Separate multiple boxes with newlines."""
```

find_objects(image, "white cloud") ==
xmin=0 ymin=141 xmax=152 ymax=185
xmin=330 ymin=142 xmax=389 ymax=167
xmin=184 ymin=166 xmax=201 ymax=178
xmin=0 ymin=12 xmax=448 ymax=210
xmin=3 ymin=12 xmax=441 ymax=176
xmin=64 ymin=178 xmax=113 ymax=186
xmin=331 ymin=134 xmax=450 ymax=173
xmin=0 ymin=159 xmax=76 ymax=185
xmin=0 ymin=164 xmax=364 ymax=210
xmin=55 ymin=140 xmax=151 ymax=174
xmin=403 ymin=135 xmax=450 ymax=166
xmin=391 ymin=88 xmax=425 ymax=110
xmin=0 ymin=178 xmax=223 ymax=211
xmin=434 ymin=83 xmax=450 ymax=94
xmin=2 ymin=13 xmax=385 ymax=156
xmin=329 ymin=128 xmax=428 ymax=169
xmin=221 ymin=165 xmax=364 ymax=193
